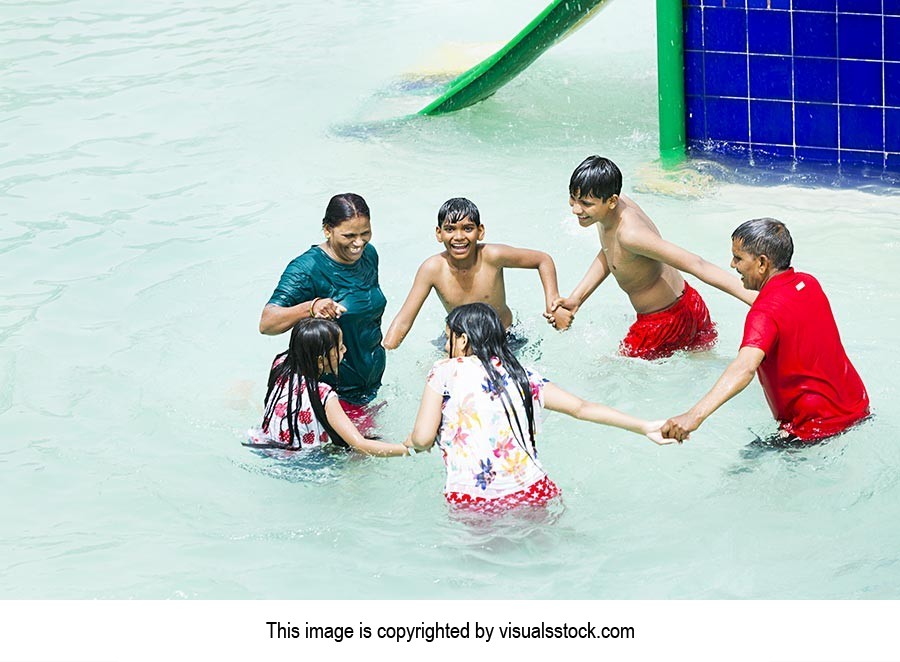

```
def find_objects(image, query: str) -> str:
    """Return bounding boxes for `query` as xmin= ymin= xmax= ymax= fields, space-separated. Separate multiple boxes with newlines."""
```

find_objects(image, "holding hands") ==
xmin=644 ymin=420 xmax=680 ymax=445
xmin=660 ymin=412 xmax=699 ymax=443
xmin=544 ymin=296 xmax=579 ymax=330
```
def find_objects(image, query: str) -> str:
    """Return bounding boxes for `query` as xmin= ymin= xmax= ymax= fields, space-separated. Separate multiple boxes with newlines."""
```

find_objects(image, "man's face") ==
xmin=569 ymin=191 xmax=616 ymax=227
xmin=436 ymin=216 xmax=483 ymax=259
xmin=730 ymin=238 xmax=766 ymax=291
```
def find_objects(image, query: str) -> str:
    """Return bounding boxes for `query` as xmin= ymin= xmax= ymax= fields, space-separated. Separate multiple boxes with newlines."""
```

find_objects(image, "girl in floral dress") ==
xmin=405 ymin=303 xmax=671 ymax=512
xmin=246 ymin=318 xmax=410 ymax=457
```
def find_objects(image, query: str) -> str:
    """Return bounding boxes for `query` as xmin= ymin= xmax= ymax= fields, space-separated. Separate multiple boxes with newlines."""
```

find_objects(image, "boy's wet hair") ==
xmin=569 ymin=155 xmax=623 ymax=201
xmin=323 ymin=192 xmax=370 ymax=229
xmin=732 ymin=217 xmax=793 ymax=270
xmin=437 ymin=197 xmax=480 ymax=227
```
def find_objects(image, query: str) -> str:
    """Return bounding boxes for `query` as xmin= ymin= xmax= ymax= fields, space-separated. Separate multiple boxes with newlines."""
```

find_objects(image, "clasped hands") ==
xmin=659 ymin=413 xmax=698 ymax=443
xmin=638 ymin=415 xmax=695 ymax=446
xmin=540 ymin=296 xmax=698 ymax=444
xmin=543 ymin=297 xmax=579 ymax=330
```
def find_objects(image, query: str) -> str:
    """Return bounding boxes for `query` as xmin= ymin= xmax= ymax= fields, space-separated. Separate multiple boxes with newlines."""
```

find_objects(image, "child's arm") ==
xmin=542 ymin=382 xmax=672 ymax=445
xmin=323 ymin=396 xmax=411 ymax=457
xmin=550 ymin=250 xmax=611 ymax=316
xmin=406 ymin=383 xmax=443 ymax=451
xmin=617 ymin=224 xmax=757 ymax=305
xmin=383 ymin=259 xmax=437 ymax=350
xmin=484 ymin=244 xmax=564 ymax=317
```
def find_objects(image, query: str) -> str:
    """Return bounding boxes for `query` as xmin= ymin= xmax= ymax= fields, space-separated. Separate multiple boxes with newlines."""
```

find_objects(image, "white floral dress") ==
xmin=426 ymin=356 xmax=560 ymax=507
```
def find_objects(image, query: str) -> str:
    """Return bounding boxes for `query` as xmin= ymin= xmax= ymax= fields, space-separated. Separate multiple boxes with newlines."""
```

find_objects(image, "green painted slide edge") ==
xmin=418 ymin=0 xmax=610 ymax=116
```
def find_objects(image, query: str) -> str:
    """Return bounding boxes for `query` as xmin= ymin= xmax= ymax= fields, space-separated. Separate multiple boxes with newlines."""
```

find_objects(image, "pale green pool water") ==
xmin=2 ymin=0 xmax=898 ymax=599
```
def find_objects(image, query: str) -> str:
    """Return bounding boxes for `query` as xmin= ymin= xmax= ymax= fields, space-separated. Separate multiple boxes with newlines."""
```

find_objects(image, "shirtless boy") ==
xmin=551 ymin=156 xmax=755 ymax=360
xmin=383 ymin=197 xmax=572 ymax=349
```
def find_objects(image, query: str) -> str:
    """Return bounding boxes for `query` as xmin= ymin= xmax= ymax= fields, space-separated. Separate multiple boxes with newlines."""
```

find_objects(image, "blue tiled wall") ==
xmin=684 ymin=0 xmax=900 ymax=171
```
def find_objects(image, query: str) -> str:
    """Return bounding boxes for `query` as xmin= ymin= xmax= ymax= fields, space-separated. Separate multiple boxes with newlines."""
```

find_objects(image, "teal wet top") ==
xmin=267 ymin=244 xmax=387 ymax=405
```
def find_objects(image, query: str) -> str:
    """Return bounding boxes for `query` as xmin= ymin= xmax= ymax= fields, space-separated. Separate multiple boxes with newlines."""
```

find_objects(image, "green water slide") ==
xmin=417 ymin=0 xmax=686 ymax=155
xmin=418 ymin=0 xmax=613 ymax=116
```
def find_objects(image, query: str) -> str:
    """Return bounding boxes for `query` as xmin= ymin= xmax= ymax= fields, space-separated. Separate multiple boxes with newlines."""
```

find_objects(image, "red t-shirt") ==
xmin=741 ymin=268 xmax=869 ymax=441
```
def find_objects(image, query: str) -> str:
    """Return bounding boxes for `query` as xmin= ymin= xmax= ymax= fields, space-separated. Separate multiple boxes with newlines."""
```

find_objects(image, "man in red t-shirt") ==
xmin=662 ymin=218 xmax=869 ymax=443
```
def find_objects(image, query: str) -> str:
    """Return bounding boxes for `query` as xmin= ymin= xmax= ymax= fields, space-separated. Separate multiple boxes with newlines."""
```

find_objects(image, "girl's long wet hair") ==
xmin=446 ymin=303 xmax=537 ymax=456
xmin=260 ymin=318 xmax=349 ymax=449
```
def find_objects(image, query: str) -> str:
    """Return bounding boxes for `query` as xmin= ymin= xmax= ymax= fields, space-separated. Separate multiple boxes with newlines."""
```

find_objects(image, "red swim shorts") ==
xmin=620 ymin=282 xmax=717 ymax=360
xmin=445 ymin=475 xmax=561 ymax=514
xmin=339 ymin=400 xmax=385 ymax=437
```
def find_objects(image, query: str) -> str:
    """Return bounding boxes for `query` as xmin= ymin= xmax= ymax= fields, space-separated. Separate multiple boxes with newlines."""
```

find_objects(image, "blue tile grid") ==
xmin=684 ymin=1 xmax=900 ymax=169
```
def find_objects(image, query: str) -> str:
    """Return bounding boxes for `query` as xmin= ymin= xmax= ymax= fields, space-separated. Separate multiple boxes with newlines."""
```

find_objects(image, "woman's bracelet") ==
xmin=309 ymin=297 xmax=321 ymax=318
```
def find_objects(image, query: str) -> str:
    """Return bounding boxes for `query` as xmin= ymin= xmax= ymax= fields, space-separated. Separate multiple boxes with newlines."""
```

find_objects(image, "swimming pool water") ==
xmin=2 ymin=0 xmax=899 ymax=599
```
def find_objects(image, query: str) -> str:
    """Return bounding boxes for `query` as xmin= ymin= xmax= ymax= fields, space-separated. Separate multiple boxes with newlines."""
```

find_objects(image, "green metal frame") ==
xmin=655 ymin=0 xmax=686 ymax=156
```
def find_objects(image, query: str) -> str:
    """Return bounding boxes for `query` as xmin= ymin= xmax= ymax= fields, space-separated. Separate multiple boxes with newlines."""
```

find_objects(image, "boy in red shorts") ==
xmin=550 ymin=156 xmax=755 ymax=359
xmin=662 ymin=218 xmax=870 ymax=443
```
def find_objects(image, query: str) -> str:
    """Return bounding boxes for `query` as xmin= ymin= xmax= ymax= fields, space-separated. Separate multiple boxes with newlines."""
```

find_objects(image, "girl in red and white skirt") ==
xmin=403 ymin=303 xmax=671 ymax=514
xmin=246 ymin=318 xmax=409 ymax=457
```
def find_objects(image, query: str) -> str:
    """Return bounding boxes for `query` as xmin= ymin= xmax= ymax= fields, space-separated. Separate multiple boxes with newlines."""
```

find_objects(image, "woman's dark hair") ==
xmin=446 ymin=303 xmax=537 ymax=456
xmin=323 ymin=193 xmax=370 ymax=229
xmin=260 ymin=318 xmax=349 ymax=449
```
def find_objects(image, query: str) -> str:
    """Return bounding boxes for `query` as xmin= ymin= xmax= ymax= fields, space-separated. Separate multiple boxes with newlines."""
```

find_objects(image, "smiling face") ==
xmin=324 ymin=215 xmax=371 ymax=264
xmin=569 ymin=191 xmax=617 ymax=227
xmin=730 ymin=238 xmax=768 ymax=291
xmin=436 ymin=215 xmax=484 ymax=260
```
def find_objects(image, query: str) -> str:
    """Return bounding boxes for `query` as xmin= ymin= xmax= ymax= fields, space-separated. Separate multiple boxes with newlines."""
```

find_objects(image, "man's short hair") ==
xmin=732 ymin=218 xmax=793 ymax=270
xmin=438 ymin=197 xmax=480 ymax=227
xmin=569 ymin=155 xmax=623 ymax=201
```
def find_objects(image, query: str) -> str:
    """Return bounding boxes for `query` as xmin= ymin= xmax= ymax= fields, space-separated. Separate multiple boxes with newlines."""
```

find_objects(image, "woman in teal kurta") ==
xmin=259 ymin=193 xmax=386 ymax=408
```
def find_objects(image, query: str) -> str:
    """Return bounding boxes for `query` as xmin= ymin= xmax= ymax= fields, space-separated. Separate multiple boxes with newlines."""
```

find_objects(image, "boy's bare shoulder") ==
xmin=616 ymin=214 xmax=647 ymax=240
xmin=406 ymin=253 xmax=447 ymax=286
xmin=480 ymin=242 xmax=521 ymax=261
xmin=617 ymin=204 xmax=661 ymax=246
xmin=413 ymin=253 xmax=448 ymax=281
